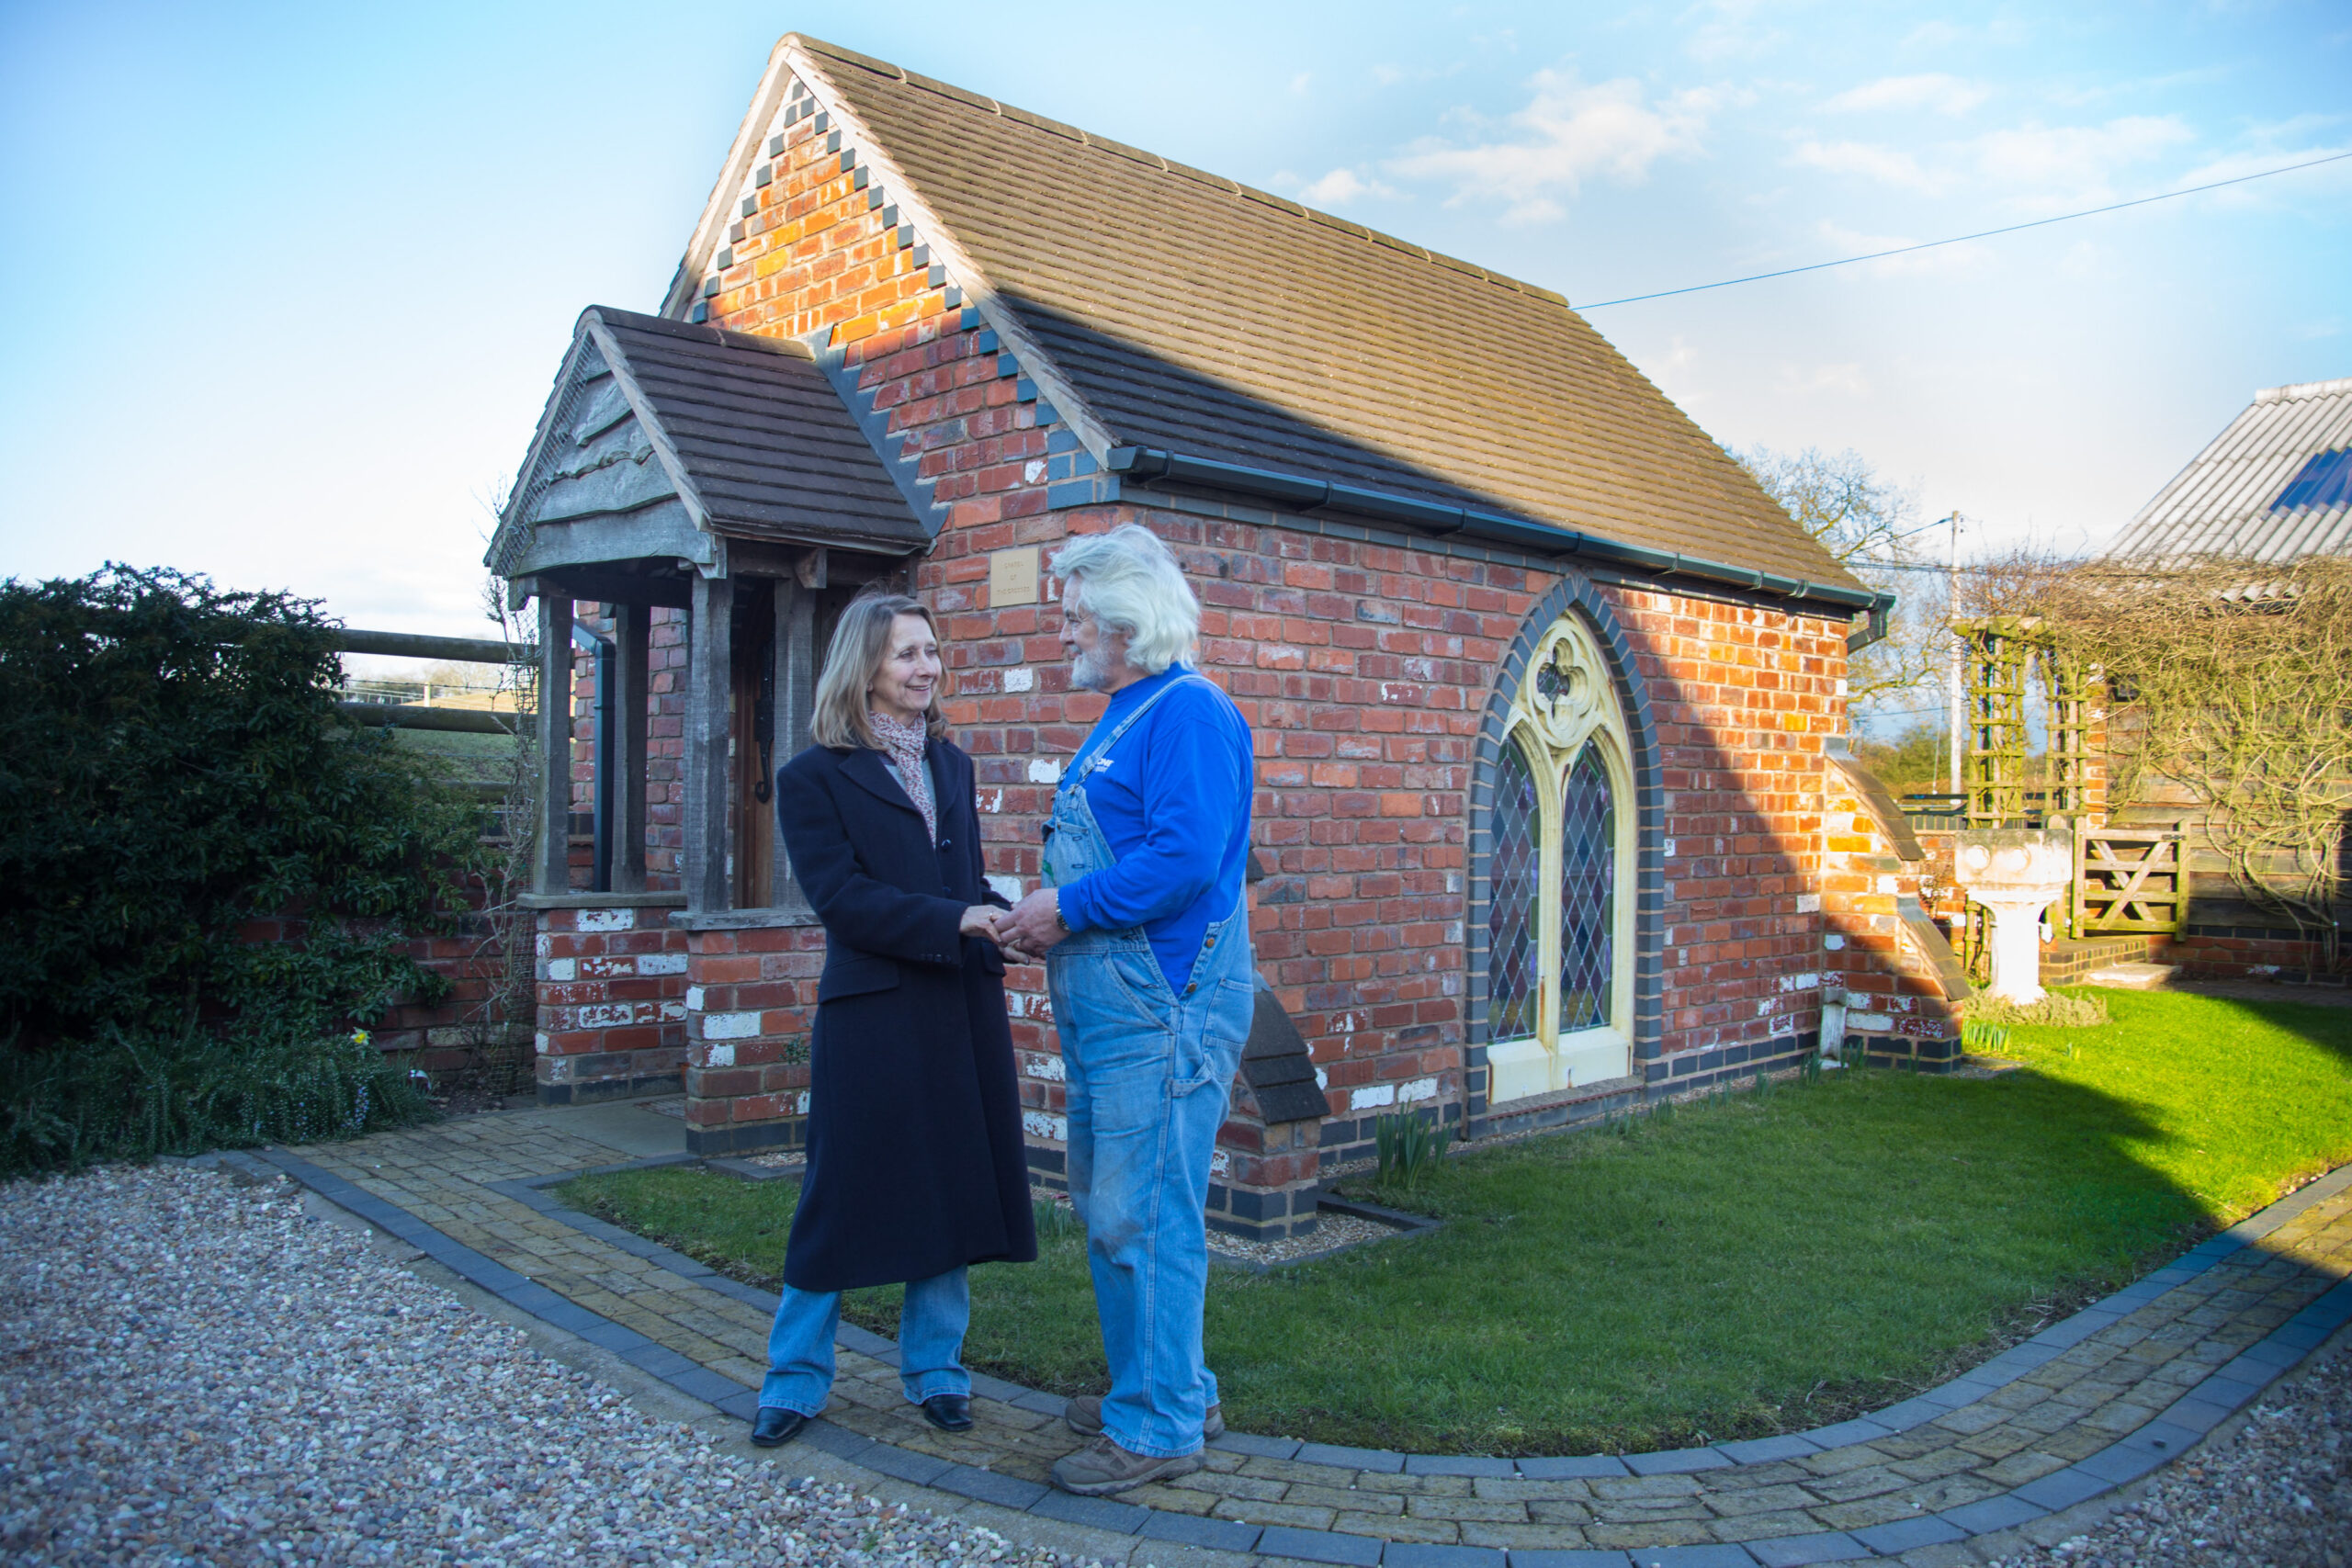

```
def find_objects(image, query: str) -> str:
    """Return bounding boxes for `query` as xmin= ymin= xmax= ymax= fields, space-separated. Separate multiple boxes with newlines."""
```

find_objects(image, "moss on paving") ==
xmin=560 ymin=988 xmax=2352 ymax=1456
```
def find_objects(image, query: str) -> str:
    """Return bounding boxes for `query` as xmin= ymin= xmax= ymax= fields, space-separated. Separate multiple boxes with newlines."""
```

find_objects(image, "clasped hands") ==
xmin=957 ymin=888 xmax=1069 ymax=963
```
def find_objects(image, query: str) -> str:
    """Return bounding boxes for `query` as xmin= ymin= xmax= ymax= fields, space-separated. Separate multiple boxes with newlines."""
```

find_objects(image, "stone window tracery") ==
xmin=1485 ymin=614 xmax=1635 ymax=1104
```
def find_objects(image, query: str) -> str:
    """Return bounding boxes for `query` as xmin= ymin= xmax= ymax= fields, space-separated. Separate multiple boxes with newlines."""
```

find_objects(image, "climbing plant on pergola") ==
xmin=1958 ymin=554 xmax=2352 ymax=965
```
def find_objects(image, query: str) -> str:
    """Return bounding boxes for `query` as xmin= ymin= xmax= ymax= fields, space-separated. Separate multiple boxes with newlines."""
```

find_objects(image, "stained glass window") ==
xmin=1487 ymin=738 xmax=1542 ymax=1041
xmin=1556 ymin=743 xmax=1615 ymax=1032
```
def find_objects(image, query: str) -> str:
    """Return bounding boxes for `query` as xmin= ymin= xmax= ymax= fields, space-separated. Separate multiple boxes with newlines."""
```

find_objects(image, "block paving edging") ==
xmin=238 ymin=1137 xmax=2352 ymax=1568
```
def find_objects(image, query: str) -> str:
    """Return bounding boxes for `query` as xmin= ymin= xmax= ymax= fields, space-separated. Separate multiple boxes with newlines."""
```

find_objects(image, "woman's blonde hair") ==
xmin=1049 ymin=525 xmax=1199 ymax=676
xmin=810 ymin=590 xmax=947 ymax=750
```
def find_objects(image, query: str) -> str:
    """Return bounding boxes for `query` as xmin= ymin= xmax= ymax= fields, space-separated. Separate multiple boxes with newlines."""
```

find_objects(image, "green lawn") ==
xmin=558 ymin=988 xmax=2352 ymax=1456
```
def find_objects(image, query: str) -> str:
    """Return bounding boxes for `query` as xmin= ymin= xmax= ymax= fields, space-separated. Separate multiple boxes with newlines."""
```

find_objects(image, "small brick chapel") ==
xmin=485 ymin=34 xmax=1958 ymax=1240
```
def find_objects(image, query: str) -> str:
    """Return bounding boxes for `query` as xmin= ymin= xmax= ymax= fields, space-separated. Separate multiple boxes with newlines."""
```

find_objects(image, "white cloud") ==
xmin=1293 ymin=166 xmax=1397 ymax=207
xmin=1814 ymin=220 xmax=1989 ymax=277
xmin=1900 ymin=19 xmax=1966 ymax=50
xmin=1973 ymin=116 xmax=2195 ymax=207
xmin=2165 ymin=141 xmax=2352 ymax=210
xmin=1679 ymin=0 xmax=1784 ymax=62
xmin=1388 ymin=69 xmax=1724 ymax=223
xmin=1289 ymin=72 xmax=1311 ymax=96
xmin=1791 ymin=139 xmax=1939 ymax=191
xmin=1825 ymin=73 xmax=1989 ymax=116
xmin=2056 ymin=239 xmax=2113 ymax=281
xmin=1774 ymin=361 xmax=1871 ymax=398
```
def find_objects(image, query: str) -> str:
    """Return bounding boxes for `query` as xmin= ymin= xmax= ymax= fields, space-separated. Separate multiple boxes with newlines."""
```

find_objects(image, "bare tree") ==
xmin=1736 ymin=445 xmax=1941 ymax=705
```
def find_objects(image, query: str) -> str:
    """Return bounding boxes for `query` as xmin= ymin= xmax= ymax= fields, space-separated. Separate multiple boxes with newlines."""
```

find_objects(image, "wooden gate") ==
xmin=2075 ymin=827 xmax=2185 ymax=935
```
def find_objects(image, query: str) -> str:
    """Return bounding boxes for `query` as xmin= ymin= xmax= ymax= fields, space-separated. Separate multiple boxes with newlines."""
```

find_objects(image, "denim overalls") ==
xmin=1045 ymin=674 xmax=1255 ymax=1460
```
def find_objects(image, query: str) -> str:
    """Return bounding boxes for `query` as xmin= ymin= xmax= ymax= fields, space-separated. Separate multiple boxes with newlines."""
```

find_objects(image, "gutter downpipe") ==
xmin=570 ymin=621 xmax=616 ymax=895
xmin=1105 ymin=446 xmax=1895 ymax=648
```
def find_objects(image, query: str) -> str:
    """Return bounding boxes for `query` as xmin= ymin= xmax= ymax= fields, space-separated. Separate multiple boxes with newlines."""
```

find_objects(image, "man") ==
xmin=997 ymin=525 xmax=1255 ymax=1495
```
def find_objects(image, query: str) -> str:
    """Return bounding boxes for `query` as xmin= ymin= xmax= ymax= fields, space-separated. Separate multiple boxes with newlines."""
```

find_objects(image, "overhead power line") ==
xmin=1577 ymin=149 xmax=2352 ymax=310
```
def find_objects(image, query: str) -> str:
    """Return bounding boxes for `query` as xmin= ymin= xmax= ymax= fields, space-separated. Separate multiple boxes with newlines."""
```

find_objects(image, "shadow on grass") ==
xmin=556 ymin=989 xmax=2352 ymax=1457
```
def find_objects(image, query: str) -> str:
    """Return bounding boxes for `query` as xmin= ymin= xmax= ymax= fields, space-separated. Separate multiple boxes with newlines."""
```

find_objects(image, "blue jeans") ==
xmin=1049 ymin=919 xmax=1253 ymax=1459
xmin=759 ymin=1267 xmax=972 ymax=1415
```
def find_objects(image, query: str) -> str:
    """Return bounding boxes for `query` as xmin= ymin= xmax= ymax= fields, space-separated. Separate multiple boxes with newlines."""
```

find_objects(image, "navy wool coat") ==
xmin=773 ymin=737 xmax=1037 ymax=1293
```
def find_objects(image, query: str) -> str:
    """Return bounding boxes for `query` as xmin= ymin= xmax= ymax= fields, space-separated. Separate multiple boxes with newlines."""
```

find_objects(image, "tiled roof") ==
xmin=2105 ymin=377 xmax=2352 ymax=565
xmin=687 ymin=36 xmax=1863 ymax=598
xmin=492 ymin=307 xmax=929 ymax=578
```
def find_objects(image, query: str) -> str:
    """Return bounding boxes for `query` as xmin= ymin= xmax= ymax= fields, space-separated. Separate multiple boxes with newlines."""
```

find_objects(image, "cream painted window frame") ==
xmin=1487 ymin=614 xmax=1638 ymax=1106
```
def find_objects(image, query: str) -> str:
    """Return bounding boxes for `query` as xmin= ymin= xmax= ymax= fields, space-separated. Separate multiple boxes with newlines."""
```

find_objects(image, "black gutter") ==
xmin=1103 ymin=446 xmax=1898 ymax=652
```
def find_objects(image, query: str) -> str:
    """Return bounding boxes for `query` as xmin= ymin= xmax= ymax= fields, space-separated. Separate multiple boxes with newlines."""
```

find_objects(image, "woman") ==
xmin=750 ymin=589 xmax=1037 ymax=1448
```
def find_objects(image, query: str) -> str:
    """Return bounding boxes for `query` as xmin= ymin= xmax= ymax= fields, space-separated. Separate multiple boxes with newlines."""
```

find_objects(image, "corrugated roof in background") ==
xmin=2104 ymin=377 xmax=2352 ymax=564
xmin=788 ymin=38 xmax=1859 ymax=594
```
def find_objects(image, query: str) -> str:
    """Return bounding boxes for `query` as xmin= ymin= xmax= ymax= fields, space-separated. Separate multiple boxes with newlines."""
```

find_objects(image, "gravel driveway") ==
xmin=1986 ymin=1334 xmax=2349 ymax=1568
xmin=0 ymin=1164 xmax=1106 ymax=1567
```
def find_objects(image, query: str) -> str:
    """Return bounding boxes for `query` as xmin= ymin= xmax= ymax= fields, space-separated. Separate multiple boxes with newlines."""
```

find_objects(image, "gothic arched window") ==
xmin=1484 ymin=614 xmax=1635 ymax=1103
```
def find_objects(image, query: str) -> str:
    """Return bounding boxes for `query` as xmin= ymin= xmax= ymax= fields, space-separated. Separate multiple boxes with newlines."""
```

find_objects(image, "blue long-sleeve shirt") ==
xmin=1057 ymin=666 xmax=1253 ymax=992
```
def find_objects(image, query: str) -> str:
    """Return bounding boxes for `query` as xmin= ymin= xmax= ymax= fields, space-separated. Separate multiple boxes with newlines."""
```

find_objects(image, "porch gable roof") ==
xmin=487 ymin=305 xmax=930 ymax=584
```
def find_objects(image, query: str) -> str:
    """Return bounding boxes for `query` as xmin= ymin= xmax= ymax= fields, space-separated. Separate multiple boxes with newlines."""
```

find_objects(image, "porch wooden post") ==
xmin=534 ymin=595 xmax=574 ymax=897
xmin=769 ymin=578 xmax=818 ymax=908
xmin=611 ymin=602 xmax=652 ymax=893
xmin=683 ymin=575 xmax=734 ymax=914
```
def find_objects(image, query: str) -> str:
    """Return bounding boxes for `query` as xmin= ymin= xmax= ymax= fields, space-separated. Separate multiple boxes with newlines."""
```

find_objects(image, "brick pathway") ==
xmin=245 ymin=1100 xmax=2352 ymax=1568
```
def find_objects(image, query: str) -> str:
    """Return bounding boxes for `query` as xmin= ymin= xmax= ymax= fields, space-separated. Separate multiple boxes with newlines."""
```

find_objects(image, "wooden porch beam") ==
xmin=769 ymin=578 xmax=818 ymax=911
xmin=611 ymin=603 xmax=652 ymax=894
xmin=682 ymin=576 xmax=734 ymax=914
xmin=535 ymin=596 xmax=574 ymax=897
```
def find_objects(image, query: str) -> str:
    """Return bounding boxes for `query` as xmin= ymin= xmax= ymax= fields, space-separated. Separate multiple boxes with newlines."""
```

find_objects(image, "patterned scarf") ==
xmin=868 ymin=710 xmax=936 ymax=842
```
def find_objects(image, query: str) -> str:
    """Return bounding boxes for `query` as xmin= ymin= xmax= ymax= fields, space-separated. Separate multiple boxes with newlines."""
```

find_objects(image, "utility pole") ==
xmin=1945 ymin=513 xmax=1964 ymax=799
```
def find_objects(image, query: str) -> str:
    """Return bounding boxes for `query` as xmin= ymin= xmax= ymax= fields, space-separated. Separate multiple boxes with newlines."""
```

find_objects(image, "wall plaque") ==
xmin=989 ymin=547 xmax=1040 ymax=606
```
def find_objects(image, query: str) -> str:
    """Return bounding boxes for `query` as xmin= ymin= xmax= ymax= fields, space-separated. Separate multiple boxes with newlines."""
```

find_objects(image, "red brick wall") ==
xmin=682 ymin=923 xmax=825 ymax=1154
xmin=237 ymin=902 xmax=527 ymax=1081
xmin=533 ymin=907 xmax=690 ymax=1100
xmin=1616 ymin=588 xmax=1846 ymax=1062
xmin=1819 ymin=770 xmax=1961 ymax=1052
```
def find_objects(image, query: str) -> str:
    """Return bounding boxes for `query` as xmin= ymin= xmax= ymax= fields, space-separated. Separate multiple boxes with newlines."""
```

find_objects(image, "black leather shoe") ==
xmin=921 ymin=1393 xmax=974 ymax=1432
xmin=750 ymin=1406 xmax=808 ymax=1448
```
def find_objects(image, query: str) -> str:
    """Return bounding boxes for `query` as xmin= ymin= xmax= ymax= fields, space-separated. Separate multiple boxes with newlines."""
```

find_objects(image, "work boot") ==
xmin=1050 ymin=1435 xmax=1202 ymax=1495
xmin=1064 ymin=1393 xmax=1224 ymax=1441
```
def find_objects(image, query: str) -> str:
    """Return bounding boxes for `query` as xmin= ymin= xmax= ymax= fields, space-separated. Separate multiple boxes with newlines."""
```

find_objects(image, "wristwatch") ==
xmin=1053 ymin=897 xmax=1071 ymax=935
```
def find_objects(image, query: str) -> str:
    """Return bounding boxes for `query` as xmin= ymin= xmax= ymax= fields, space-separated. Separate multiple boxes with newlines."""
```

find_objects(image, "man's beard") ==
xmin=1072 ymin=646 xmax=1114 ymax=691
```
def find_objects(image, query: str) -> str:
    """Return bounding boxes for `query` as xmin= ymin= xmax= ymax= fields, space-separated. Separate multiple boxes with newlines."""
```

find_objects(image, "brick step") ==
xmin=2041 ymin=933 xmax=2162 ymax=984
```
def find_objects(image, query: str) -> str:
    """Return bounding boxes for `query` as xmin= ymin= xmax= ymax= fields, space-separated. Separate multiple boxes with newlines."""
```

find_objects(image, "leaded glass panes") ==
xmin=1556 ymin=743 xmax=1615 ymax=1032
xmin=1487 ymin=738 xmax=1542 ymax=1040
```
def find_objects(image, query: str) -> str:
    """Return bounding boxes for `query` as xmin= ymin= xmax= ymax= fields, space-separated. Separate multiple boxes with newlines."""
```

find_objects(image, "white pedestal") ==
xmin=1953 ymin=830 xmax=2074 ymax=1006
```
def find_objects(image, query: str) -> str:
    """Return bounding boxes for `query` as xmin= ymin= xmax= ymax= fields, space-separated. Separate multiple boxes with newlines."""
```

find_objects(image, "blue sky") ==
xmin=2 ymin=1 xmax=2346 ymax=637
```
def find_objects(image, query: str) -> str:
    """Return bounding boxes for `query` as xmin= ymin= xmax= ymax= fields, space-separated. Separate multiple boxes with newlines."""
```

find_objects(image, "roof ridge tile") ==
xmin=790 ymin=35 xmax=905 ymax=83
xmin=996 ymin=101 xmax=1084 ymax=141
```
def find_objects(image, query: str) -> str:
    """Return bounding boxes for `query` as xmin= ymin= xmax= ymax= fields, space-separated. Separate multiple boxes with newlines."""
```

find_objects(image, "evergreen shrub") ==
xmin=0 ymin=566 xmax=481 ymax=1171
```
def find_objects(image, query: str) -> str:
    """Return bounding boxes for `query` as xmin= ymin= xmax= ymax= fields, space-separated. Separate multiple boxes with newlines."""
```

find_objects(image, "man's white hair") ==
xmin=1050 ymin=525 xmax=1199 ymax=676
